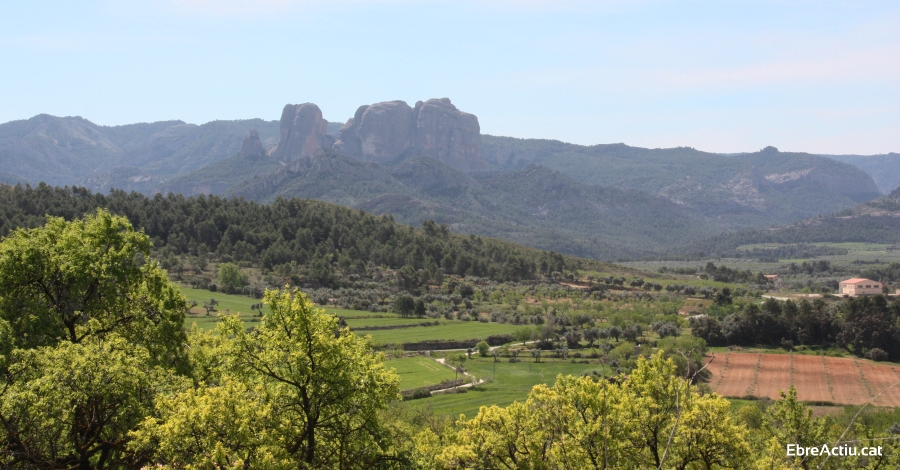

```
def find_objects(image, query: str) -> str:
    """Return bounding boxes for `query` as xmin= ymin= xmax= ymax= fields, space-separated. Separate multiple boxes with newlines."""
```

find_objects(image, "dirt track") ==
xmin=705 ymin=352 xmax=900 ymax=405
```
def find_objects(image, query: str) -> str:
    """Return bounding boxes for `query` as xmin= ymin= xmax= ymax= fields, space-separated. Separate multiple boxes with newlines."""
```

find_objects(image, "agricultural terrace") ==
xmin=707 ymin=352 xmax=900 ymax=406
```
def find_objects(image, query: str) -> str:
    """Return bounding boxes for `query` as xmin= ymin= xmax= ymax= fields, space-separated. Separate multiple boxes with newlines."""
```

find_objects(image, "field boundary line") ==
xmin=746 ymin=354 xmax=761 ymax=397
xmin=712 ymin=353 xmax=727 ymax=390
xmin=823 ymin=355 xmax=835 ymax=403
xmin=789 ymin=353 xmax=794 ymax=387
xmin=854 ymin=359 xmax=876 ymax=402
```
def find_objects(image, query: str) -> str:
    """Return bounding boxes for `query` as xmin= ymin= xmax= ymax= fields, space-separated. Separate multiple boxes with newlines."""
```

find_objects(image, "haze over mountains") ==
xmin=687 ymin=186 xmax=900 ymax=256
xmin=0 ymin=98 xmax=896 ymax=260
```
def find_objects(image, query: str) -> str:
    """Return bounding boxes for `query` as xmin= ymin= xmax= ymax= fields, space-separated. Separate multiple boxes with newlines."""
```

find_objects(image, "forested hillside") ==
xmin=681 ymin=187 xmax=900 ymax=256
xmin=0 ymin=183 xmax=603 ymax=286
xmin=224 ymin=151 xmax=713 ymax=259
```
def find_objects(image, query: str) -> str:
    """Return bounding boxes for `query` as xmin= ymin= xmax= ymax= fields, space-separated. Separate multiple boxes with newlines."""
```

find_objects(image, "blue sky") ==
xmin=1 ymin=0 xmax=898 ymax=154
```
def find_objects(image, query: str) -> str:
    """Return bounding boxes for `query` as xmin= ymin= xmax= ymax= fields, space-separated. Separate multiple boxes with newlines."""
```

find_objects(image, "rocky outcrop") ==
xmin=269 ymin=103 xmax=330 ymax=161
xmin=412 ymin=98 xmax=484 ymax=170
xmin=239 ymin=130 xmax=265 ymax=159
xmin=333 ymin=98 xmax=485 ymax=171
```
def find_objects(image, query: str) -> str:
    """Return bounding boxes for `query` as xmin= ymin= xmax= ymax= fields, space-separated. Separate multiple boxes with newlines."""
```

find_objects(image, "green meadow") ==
xmin=386 ymin=356 xmax=457 ymax=390
xmin=362 ymin=321 xmax=514 ymax=344
xmin=406 ymin=356 xmax=611 ymax=418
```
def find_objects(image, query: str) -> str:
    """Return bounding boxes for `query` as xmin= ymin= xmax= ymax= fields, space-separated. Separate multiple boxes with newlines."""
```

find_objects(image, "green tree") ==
xmin=513 ymin=326 xmax=533 ymax=345
xmin=0 ymin=334 xmax=184 ymax=468
xmin=393 ymin=294 xmax=415 ymax=317
xmin=217 ymin=262 xmax=248 ymax=293
xmin=0 ymin=209 xmax=187 ymax=369
xmin=425 ymin=352 xmax=750 ymax=469
xmin=447 ymin=353 xmax=467 ymax=379
xmin=218 ymin=288 xmax=400 ymax=467
xmin=476 ymin=341 xmax=490 ymax=357
xmin=414 ymin=298 xmax=427 ymax=318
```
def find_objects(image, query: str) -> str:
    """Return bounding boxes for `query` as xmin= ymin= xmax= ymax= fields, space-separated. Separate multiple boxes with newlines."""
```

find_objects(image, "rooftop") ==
xmin=840 ymin=278 xmax=878 ymax=284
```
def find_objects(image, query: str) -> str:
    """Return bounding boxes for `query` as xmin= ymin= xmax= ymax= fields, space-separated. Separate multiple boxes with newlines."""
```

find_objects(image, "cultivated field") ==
xmin=179 ymin=286 xmax=372 ymax=330
xmin=706 ymin=352 xmax=900 ymax=406
xmin=386 ymin=356 xmax=458 ymax=390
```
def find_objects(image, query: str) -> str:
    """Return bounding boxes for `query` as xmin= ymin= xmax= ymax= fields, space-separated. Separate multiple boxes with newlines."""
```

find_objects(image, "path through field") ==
xmin=705 ymin=352 xmax=900 ymax=406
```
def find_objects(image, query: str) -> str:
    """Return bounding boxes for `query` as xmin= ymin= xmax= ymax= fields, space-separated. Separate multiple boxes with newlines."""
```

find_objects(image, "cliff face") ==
xmin=333 ymin=98 xmax=486 ymax=171
xmin=412 ymin=98 xmax=484 ymax=171
xmin=270 ymin=103 xmax=331 ymax=161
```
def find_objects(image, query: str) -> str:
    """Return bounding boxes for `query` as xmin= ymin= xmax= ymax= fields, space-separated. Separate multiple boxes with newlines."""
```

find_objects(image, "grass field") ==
xmin=363 ymin=321 xmax=514 ymax=344
xmin=344 ymin=317 xmax=433 ymax=328
xmin=406 ymin=357 xmax=610 ymax=418
xmin=178 ymin=286 xmax=374 ymax=330
xmin=386 ymin=356 xmax=458 ymax=390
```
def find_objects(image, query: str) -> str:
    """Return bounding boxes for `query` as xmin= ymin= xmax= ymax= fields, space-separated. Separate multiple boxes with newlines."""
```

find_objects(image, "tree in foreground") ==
xmin=419 ymin=352 xmax=750 ymax=469
xmin=0 ymin=209 xmax=188 ymax=370
xmin=133 ymin=288 xmax=401 ymax=468
xmin=0 ymin=334 xmax=185 ymax=468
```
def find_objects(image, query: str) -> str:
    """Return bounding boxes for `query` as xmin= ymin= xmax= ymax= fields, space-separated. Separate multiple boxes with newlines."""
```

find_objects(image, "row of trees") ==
xmin=691 ymin=296 xmax=900 ymax=360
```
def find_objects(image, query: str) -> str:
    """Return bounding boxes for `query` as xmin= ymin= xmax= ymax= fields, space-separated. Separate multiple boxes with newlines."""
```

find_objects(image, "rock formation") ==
xmin=333 ymin=98 xmax=485 ymax=171
xmin=239 ymin=130 xmax=266 ymax=159
xmin=269 ymin=103 xmax=330 ymax=161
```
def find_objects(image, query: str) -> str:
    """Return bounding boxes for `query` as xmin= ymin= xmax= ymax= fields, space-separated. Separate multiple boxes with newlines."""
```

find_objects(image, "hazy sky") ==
xmin=2 ymin=0 xmax=898 ymax=154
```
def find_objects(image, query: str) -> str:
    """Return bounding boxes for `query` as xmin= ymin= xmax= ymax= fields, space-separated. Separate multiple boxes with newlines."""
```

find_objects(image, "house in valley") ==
xmin=839 ymin=278 xmax=883 ymax=296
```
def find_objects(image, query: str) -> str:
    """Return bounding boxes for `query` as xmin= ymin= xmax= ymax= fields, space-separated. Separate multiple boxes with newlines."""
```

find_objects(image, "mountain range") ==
xmin=0 ymin=99 xmax=896 ymax=260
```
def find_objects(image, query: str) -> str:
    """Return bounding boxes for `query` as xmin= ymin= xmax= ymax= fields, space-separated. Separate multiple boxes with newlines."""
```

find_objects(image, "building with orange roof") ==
xmin=839 ymin=278 xmax=883 ymax=296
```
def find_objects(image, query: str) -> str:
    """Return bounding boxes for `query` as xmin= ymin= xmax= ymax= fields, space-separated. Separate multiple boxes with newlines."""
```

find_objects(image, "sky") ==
xmin=1 ymin=0 xmax=898 ymax=155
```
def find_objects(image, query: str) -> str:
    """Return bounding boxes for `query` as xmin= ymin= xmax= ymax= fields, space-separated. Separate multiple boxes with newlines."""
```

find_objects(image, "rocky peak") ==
xmin=269 ymin=103 xmax=330 ymax=161
xmin=333 ymin=98 xmax=486 ymax=171
xmin=239 ymin=130 xmax=266 ymax=159
xmin=412 ymin=98 xmax=484 ymax=170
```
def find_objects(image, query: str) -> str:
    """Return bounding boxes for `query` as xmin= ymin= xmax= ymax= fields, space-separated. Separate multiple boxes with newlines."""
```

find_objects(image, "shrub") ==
xmin=476 ymin=341 xmax=490 ymax=357
xmin=866 ymin=348 xmax=889 ymax=362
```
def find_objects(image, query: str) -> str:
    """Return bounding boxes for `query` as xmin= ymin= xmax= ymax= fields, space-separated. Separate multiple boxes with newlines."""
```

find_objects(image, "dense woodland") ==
xmin=0 ymin=184 xmax=595 ymax=288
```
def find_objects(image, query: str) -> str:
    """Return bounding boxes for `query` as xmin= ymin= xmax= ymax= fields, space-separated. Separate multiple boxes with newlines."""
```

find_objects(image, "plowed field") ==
xmin=705 ymin=352 xmax=900 ymax=405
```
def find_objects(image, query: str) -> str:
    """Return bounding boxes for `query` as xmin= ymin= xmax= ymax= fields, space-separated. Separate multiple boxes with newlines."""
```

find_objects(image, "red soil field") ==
xmin=857 ymin=363 xmax=900 ymax=407
xmin=708 ymin=353 xmax=760 ymax=398
xmin=827 ymin=357 xmax=872 ymax=405
xmin=705 ymin=352 xmax=900 ymax=406
xmin=790 ymin=355 xmax=832 ymax=403
xmin=754 ymin=354 xmax=792 ymax=400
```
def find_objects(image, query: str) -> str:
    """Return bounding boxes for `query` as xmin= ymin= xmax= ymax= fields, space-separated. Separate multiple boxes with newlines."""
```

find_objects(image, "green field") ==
xmin=178 ymin=286 xmax=374 ymax=330
xmin=406 ymin=356 xmax=610 ymax=418
xmin=363 ymin=321 xmax=514 ymax=344
xmin=386 ymin=356 xmax=457 ymax=390
xmin=344 ymin=317 xmax=432 ymax=328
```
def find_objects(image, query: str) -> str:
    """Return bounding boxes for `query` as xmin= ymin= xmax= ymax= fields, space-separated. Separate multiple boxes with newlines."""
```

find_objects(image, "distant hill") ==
xmin=821 ymin=153 xmax=900 ymax=194
xmin=223 ymin=150 xmax=713 ymax=260
xmin=682 ymin=186 xmax=900 ymax=256
xmin=482 ymin=137 xmax=882 ymax=231
xmin=0 ymin=114 xmax=282 ymax=191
